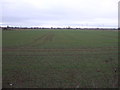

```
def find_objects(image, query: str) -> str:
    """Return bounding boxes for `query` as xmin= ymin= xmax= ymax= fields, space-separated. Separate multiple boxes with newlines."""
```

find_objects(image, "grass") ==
xmin=2 ymin=29 xmax=118 ymax=88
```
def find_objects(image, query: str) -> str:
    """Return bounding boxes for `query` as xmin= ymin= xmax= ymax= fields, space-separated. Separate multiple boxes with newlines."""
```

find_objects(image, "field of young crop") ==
xmin=2 ymin=29 xmax=118 ymax=88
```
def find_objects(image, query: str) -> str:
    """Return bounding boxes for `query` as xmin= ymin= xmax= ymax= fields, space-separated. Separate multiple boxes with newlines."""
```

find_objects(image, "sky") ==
xmin=1 ymin=0 xmax=119 ymax=28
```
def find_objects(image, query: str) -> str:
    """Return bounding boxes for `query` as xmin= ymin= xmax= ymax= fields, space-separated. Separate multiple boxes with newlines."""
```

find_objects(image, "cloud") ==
xmin=1 ymin=0 xmax=119 ymax=28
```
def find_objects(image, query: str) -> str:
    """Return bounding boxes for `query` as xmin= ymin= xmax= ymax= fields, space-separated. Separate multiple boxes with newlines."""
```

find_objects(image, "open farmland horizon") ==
xmin=2 ymin=29 xmax=118 ymax=88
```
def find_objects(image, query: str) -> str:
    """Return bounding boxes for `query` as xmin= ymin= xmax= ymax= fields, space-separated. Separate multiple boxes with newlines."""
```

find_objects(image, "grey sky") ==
xmin=1 ymin=0 xmax=119 ymax=28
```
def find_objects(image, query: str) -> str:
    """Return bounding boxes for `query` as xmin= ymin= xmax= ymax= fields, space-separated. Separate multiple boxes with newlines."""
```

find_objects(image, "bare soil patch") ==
xmin=3 ymin=47 xmax=118 ymax=52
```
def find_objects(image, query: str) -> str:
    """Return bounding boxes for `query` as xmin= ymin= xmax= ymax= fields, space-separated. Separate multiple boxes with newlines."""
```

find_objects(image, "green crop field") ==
xmin=2 ymin=29 xmax=118 ymax=88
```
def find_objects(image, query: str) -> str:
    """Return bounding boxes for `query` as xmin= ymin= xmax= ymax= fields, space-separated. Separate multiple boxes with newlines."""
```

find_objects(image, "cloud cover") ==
xmin=1 ymin=0 xmax=119 ymax=28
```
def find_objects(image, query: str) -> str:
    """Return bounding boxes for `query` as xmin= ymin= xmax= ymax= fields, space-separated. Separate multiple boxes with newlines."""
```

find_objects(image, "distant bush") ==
xmin=2 ymin=27 xmax=12 ymax=30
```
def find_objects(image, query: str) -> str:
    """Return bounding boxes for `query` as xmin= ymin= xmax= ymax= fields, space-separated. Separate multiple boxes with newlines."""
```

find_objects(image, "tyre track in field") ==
xmin=28 ymin=32 xmax=54 ymax=47
xmin=16 ymin=32 xmax=55 ymax=48
xmin=33 ymin=32 xmax=54 ymax=45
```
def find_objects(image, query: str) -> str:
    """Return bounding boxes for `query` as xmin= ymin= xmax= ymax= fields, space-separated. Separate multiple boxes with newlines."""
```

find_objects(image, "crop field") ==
xmin=2 ymin=29 xmax=118 ymax=88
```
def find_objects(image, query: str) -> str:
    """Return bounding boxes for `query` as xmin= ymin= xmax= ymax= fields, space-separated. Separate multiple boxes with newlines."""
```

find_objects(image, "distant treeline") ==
xmin=1 ymin=26 xmax=118 ymax=30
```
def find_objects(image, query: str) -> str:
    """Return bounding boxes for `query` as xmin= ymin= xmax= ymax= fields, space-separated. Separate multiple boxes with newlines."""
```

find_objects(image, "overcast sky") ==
xmin=1 ymin=0 xmax=119 ymax=28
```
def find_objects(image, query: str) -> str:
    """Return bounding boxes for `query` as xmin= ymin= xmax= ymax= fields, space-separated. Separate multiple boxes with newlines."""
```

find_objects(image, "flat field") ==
xmin=2 ymin=29 xmax=118 ymax=88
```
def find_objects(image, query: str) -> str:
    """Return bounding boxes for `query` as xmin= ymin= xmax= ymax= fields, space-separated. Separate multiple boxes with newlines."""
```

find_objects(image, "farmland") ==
xmin=2 ymin=29 xmax=118 ymax=88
